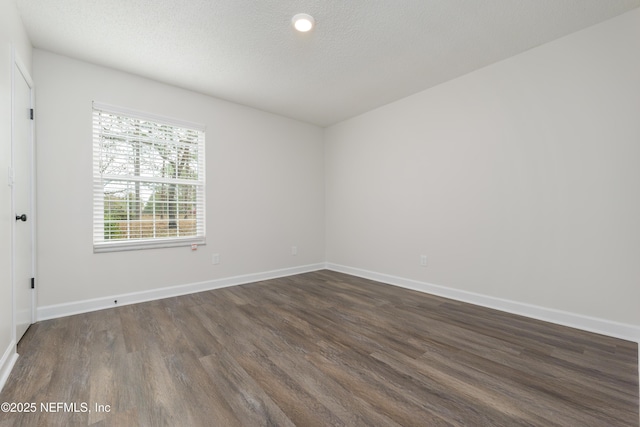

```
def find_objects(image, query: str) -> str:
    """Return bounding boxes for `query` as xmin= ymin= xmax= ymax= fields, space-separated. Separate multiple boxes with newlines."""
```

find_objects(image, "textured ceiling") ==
xmin=15 ymin=0 xmax=640 ymax=126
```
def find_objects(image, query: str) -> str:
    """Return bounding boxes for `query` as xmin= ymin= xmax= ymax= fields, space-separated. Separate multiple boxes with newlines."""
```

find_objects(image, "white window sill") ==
xmin=94 ymin=237 xmax=206 ymax=253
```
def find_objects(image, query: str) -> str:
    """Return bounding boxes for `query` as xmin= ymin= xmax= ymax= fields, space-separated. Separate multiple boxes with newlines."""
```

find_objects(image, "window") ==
xmin=92 ymin=102 xmax=205 ymax=252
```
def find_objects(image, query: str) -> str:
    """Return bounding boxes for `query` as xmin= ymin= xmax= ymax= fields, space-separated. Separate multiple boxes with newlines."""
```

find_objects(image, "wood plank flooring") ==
xmin=0 ymin=270 xmax=637 ymax=426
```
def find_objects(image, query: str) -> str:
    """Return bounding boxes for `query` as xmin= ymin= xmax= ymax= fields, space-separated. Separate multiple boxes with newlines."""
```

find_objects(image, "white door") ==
xmin=13 ymin=60 xmax=34 ymax=343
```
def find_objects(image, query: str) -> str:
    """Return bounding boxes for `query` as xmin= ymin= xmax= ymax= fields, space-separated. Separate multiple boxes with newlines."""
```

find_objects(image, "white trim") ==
xmin=37 ymin=263 xmax=326 ymax=321
xmin=35 ymin=261 xmax=640 ymax=343
xmin=11 ymin=48 xmax=36 ymax=345
xmin=0 ymin=341 xmax=18 ymax=393
xmin=94 ymin=236 xmax=206 ymax=253
xmin=326 ymin=263 xmax=640 ymax=343
xmin=92 ymin=104 xmax=206 ymax=252
xmin=92 ymin=101 xmax=206 ymax=131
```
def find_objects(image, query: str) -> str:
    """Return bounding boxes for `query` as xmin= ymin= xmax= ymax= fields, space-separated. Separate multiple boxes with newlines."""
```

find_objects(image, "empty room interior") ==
xmin=1 ymin=0 xmax=639 ymax=425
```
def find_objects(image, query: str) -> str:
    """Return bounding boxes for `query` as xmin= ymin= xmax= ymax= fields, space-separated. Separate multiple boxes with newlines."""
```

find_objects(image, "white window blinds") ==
xmin=92 ymin=102 xmax=206 ymax=252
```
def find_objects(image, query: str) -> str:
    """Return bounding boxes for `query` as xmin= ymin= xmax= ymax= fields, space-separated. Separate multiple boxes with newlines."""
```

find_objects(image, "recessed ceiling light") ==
xmin=292 ymin=13 xmax=315 ymax=32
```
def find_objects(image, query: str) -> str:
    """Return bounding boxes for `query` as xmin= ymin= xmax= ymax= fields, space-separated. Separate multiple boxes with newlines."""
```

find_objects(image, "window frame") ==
xmin=92 ymin=102 xmax=206 ymax=253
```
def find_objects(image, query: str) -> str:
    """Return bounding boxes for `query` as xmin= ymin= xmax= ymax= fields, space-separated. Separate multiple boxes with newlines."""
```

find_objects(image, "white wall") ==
xmin=0 ymin=0 xmax=32 ymax=388
xmin=34 ymin=50 xmax=324 ymax=309
xmin=325 ymin=9 xmax=640 ymax=328
xmin=19 ymin=4 xmax=640 ymax=338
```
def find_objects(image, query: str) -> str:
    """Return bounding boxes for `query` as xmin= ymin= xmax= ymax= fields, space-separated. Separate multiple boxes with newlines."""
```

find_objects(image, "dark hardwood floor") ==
xmin=0 ymin=270 xmax=638 ymax=426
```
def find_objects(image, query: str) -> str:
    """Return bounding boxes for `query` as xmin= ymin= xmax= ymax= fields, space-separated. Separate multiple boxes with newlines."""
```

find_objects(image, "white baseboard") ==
xmin=326 ymin=263 xmax=640 ymax=343
xmin=0 ymin=340 xmax=18 ymax=393
xmin=37 ymin=263 xmax=326 ymax=321
xmin=34 ymin=261 xmax=640 ymax=344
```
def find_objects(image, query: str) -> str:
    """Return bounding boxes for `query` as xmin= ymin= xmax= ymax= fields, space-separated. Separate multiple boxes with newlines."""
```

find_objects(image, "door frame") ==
xmin=11 ymin=49 xmax=36 ymax=343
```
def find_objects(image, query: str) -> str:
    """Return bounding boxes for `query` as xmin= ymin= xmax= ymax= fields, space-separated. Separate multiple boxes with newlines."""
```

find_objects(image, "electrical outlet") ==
xmin=212 ymin=253 xmax=220 ymax=265
xmin=291 ymin=246 xmax=298 ymax=256
xmin=420 ymin=255 xmax=427 ymax=267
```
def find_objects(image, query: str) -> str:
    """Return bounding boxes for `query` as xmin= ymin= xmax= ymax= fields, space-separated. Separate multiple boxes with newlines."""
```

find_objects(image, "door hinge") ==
xmin=31 ymin=277 xmax=35 ymax=289
xmin=30 ymin=109 xmax=34 ymax=120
